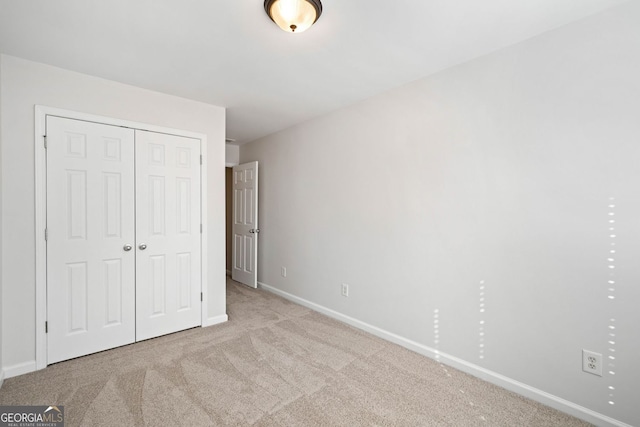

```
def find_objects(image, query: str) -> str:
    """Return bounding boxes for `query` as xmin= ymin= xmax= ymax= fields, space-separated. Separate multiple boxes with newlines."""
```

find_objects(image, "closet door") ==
xmin=46 ymin=117 xmax=136 ymax=364
xmin=135 ymin=130 xmax=202 ymax=341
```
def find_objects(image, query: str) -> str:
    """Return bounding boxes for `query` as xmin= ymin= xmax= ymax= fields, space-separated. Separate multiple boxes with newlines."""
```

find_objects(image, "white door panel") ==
xmin=135 ymin=130 xmax=202 ymax=341
xmin=47 ymin=117 xmax=136 ymax=364
xmin=232 ymin=162 xmax=258 ymax=288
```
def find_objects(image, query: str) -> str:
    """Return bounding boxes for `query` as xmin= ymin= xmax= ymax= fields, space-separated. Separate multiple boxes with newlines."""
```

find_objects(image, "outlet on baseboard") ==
xmin=582 ymin=350 xmax=602 ymax=376
xmin=281 ymin=267 xmax=287 ymax=278
xmin=341 ymin=283 xmax=349 ymax=297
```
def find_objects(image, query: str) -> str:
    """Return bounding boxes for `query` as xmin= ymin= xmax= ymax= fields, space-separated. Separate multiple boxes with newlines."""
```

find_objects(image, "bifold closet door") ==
xmin=47 ymin=117 xmax=136 ymax=364
xmin=47 ymin=118 xmax=203 ymax=364
xmin=135 ymin=130 xmax=202 ymax=341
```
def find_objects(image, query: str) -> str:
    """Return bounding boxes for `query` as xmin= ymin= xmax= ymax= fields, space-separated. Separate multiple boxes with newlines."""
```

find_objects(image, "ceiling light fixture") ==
xmin=264 ymin=0 xmax=323 ymax=34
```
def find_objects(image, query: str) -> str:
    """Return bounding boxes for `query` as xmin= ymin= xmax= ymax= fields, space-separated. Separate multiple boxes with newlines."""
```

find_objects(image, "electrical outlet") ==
xmin=582 ymin=350 xmax=603 ymax=376
xmin=281 ymin=267 xmax=287 ymax=278
xmin=341 ymin=283 xmax=349 ymax=297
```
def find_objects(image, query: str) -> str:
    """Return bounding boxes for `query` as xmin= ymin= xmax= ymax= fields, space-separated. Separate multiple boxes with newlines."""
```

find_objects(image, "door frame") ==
xmin=34 ymin=105 xmax=209 ymax=370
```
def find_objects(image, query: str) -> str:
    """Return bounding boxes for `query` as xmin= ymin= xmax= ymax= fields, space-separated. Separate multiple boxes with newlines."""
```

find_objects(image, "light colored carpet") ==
xmin=0 ymin=278 xmax=592 ymax=426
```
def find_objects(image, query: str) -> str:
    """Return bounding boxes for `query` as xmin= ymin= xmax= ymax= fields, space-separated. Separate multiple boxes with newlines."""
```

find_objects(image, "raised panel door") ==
xmin=135 ymin=130 xmax=202 ymax=341
xmin=46 ymin=116 xmax=136 ymax=364
xmin=232 ymin=162 xmax=259 ymax=288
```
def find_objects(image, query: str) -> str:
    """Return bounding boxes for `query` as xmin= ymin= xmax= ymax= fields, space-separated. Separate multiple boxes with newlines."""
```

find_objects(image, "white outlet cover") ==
xmin=582 ymin=349 xmax=603 ymax=377
xmin=341 ymin=283 xmax=349 ymax=297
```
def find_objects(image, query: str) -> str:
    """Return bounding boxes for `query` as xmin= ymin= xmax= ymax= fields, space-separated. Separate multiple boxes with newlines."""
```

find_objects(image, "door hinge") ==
xmin=43 ymin=135 xmax=47 ymax=149
xmin=45 ymin=228 xmax=48 ymax=241
xmin=200 ymin=292 xmax=203 ymax=302
xmin=45 ymin=321 xmax=48 ymax=333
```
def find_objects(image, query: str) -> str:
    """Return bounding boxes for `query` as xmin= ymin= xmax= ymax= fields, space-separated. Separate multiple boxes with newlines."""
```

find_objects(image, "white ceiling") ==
xmin=0 ymin=0 xmax=627 ymax=144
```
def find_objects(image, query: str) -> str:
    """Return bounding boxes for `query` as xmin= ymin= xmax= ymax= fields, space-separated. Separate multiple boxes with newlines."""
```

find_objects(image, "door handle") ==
xmin=249 ymin=229 xmax=255 ymax=234
xmin=123 ymin=244 xmax=132 ymax=252
xmin=255 ymin=229 xmax=260 ymax=234
xmin=138 ymin=243 xmax=147 ymax=250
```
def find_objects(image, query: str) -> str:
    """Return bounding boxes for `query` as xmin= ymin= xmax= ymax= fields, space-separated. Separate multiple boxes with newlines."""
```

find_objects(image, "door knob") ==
xmin=138 ymin=243 xmax=147 ymax=250
xmin=255 ymin=229 xmax=260 ymax=234
xmin=249 ymin=229 xmax=255 ymax=234
xmin=123 ymin=244 xmax=132 ymax=252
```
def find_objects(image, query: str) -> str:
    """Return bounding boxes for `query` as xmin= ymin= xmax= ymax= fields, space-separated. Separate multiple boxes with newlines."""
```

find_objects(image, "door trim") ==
xmin=34 ymin=105 xmax=209 ymax=370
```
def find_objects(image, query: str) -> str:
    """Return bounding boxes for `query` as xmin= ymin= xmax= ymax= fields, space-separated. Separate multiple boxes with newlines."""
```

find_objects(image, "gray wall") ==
xmin=0 ymin=54 xmax=227 ymax=375
xmin=241 ymin=3 xmax=640 ymax=426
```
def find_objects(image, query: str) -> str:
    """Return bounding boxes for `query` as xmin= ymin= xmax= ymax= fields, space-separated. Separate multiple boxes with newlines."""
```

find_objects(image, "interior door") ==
xmin=232 ymin=161 xmax=259 ymax=288
xmin=46 ymin=116 xmax=136 ymax=364
xmin=135 ymin=130 xmax=202 ymax=341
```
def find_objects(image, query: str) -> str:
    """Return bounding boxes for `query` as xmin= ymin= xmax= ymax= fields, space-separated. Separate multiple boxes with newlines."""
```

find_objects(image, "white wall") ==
xmin=0 ymin=55 xmax=227 ymax=374
xmin=241 ymin=3 xmax=640 ymax=426
xmin=0 ymin=57 xmax=4 ymax=385
xmin=225 ymin=144 xmax=239 ymax=166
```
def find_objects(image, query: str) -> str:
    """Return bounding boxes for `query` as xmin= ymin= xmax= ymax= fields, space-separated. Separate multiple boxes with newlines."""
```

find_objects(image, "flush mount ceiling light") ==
xmin=264 ymin=0 xmax=323 ymax=34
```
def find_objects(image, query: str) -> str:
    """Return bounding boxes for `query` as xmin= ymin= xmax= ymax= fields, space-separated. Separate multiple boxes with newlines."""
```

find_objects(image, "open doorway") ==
xmin=225 ymin=167 xmax=233 ymax=276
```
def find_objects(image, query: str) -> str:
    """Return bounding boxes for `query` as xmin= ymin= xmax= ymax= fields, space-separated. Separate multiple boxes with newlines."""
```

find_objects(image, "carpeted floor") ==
xmin=0 ymin=278 xmax=591 ymax=426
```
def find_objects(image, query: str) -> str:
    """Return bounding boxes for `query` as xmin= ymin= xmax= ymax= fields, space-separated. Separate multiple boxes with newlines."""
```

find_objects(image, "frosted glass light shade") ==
xmin=264 ymin=0 xmax=323 ymax=33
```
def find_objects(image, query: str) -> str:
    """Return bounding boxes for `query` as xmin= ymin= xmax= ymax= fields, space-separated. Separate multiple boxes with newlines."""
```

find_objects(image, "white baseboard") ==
xmin=202 ymin=314 xmax=228 ymax=327
xmin=258 ymin=281 xmax=631 ymax=427
xmin=4 ymin=361 xmax=37 ymax=379
xmin=0 ymin=369 xmax=5 ymax=388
